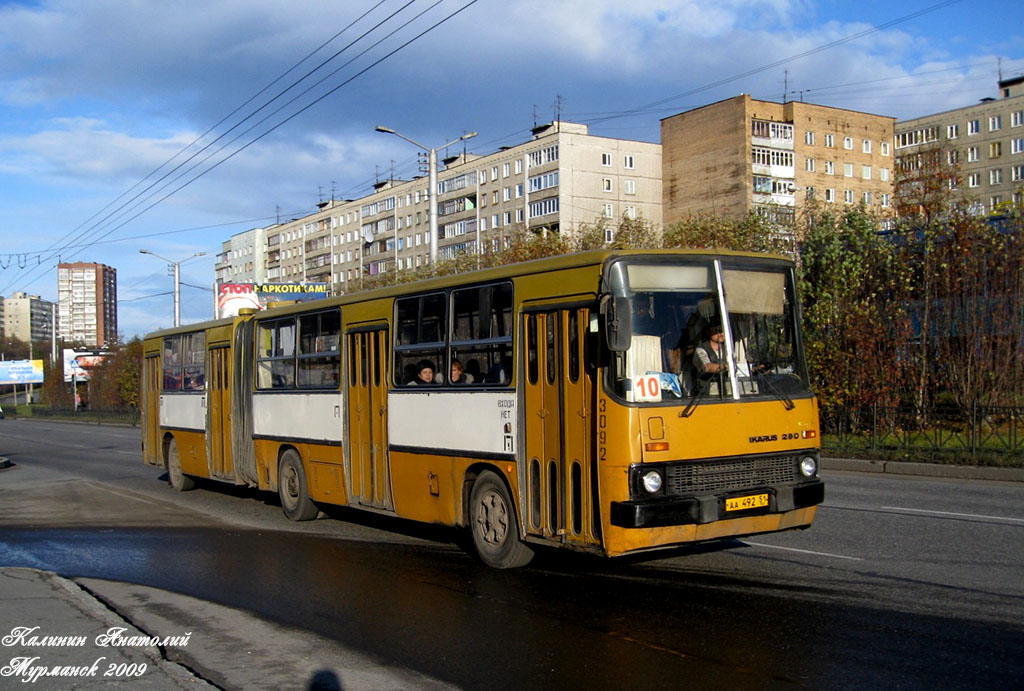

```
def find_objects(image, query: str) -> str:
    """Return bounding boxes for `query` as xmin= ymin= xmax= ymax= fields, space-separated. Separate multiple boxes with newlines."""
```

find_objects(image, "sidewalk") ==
xmin=821 ymin=456 xmax=1024 ymax=482
xmin=0 ymin=568 xmax=212 ymax=689
xmin=0 ymin=568 xmax=455 ymax=690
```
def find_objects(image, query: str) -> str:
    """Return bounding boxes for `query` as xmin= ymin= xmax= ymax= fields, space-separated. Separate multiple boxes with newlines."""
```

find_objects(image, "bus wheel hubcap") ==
xmin=477 ymin=490 xmax=508 ymax=546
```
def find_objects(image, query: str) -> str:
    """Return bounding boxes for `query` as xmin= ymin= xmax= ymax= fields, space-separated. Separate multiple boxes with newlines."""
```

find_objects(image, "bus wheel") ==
xmin=278 ymin=450 xmax=318 ymax=521
xmin=469 ymin=470 xmax=534 ymax=569
xmin=166 ymin=439 xmax=195 ymax=492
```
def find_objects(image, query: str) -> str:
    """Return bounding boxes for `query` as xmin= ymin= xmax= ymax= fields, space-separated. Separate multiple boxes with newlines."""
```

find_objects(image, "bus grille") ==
xmin=664 ymin=455 xmax=797 ymax=495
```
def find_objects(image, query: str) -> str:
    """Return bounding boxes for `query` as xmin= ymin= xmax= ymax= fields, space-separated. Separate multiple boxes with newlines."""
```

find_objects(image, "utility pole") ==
xmin=375 ymin=126 xmax=478 ymax=265
xmin=139 ymin=249 xmax=206 ymax=327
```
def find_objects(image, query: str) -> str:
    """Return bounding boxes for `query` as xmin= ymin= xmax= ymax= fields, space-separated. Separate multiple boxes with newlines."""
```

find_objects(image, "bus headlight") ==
xmin=799 ymin=456 xmax=818 ymax=478
xmin=641 ymin=470 xmax=663 ymax=494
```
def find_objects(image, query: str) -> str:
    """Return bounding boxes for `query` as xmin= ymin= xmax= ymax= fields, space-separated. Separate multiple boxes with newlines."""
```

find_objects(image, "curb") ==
xmin=822 ymin=456 xmax=1024 ymax=482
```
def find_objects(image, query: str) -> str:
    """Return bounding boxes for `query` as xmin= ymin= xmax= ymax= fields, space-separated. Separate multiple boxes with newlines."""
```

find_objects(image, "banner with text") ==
xmin=216 ymin=282 xmax=329 ymax=319
xmin=0 ymin=359 xmax=44 ymax=385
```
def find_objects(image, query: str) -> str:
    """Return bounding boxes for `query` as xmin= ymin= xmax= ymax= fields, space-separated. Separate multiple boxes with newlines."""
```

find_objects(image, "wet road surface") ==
xmin=2 ymin=419 xmax=1024 ymax=689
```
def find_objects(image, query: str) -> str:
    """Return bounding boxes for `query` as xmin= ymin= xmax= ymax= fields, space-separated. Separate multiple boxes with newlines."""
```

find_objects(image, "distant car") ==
xmin=0 ymin=403 xmax=4 ymax=419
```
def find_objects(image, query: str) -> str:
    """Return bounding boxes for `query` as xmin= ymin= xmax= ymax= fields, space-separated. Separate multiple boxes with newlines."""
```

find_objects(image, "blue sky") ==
xmin=0 ymin=0 xmax=1021 ymax=339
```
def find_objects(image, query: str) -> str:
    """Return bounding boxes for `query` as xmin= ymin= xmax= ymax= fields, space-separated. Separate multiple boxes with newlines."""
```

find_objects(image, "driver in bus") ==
xmin=693 ymin=323 xmax=727 ymax=393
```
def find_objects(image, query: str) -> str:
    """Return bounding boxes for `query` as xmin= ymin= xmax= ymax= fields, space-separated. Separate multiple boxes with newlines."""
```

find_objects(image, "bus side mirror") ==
xmin=602 ymin=295 xmax=632 ymax=352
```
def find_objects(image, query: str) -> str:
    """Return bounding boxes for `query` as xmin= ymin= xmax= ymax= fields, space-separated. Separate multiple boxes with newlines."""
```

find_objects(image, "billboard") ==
xmin=63 ymin=349 xmax=110 ymax=382
xmin=216 ymin=282 xmax=329 ymax=319
xmin=0 ymin=359 xmax=44 ymax=385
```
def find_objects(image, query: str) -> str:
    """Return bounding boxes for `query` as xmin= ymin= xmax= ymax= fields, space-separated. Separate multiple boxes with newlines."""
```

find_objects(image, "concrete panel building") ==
xmin=662 ymin=94 xmax=895 ymax=228
xmin=215 ymin=226 xmax=269 ymax=287
xmin=895 ymin=76 xmax=1024 ymax=214
xmin=57 ymin=262 xmax=117 ymax=347
xmin=259 ymin=121 xmax=662 ymax=294
xmin=3 ymin=291 xmax=55 ymax=344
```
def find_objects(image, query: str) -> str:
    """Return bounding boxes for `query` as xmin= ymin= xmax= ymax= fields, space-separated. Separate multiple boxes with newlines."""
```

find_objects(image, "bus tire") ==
xmin=278 ymin=449 xmax=318 ymax=521
xmin=469 ymin=470 xmax=534 ymax=569
xmin=166 ymin=439 xmax=195 ymax=492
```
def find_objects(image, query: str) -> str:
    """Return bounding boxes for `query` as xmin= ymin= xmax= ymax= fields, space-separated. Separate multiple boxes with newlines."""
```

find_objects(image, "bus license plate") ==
xmin=725 ymin=494 xmax=769 ymax=512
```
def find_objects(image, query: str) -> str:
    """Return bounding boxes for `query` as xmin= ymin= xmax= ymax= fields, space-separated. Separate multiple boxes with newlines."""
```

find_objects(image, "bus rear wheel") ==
xmin=469 ymin=470 xmax=534 ymax=569
xmin=166 ymin=439 xmax=194 ymax=492
xmin=278 ymin=450 xmax=318 ymax=521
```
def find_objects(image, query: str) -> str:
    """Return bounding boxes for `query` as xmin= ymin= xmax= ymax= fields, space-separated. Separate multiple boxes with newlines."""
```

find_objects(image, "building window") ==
xmin=880 ymin=193 xmax=891 ymax=208
xmin=948 ymin=150 xmax=960 ymax=165
xmin=805 ymin=157 xmax=815 ymax=172
xmin=968 ymin=119 xmax=980 ymax=135
xmin=1011 ymin=111 xmax=1023 ymax=128
xmin=825 ymin=188 xmax=835 ymax=202
xmin=514 ymin=159 xmax=522 ymax=174
xmin=1012 ymin=165 xmax=1024 ymax=182
xmin=844 ymin=163 xmax=854 ymax=177
xmin=881 ymin=141 xmax=890 ymax=156
xmin=602 ymin=203 xmax=614 ymax=217
xmin=516 ymin=208 xmax=524 ymax=223
xmin=990 ymin=196 xmax=1002 ymax=209
xmin=753 ymin=176 xmax=772 ymax=194
xmin=968 ymin=173 xmax=980 ymax=188
xmin=502 ymin=162 xmax=510 ymax=177
xmin=602 ymin=178 xmax=613 ymax=192
xmin=601 ymin=153 xmax=612 ymax=167
xmin=515 ymin=183 xmax=523 ymax=198
xmin=862 ymin=165 xmax=871 ymax=180
xmin=805 ymin=131 xmax=815 ymax=145
xmin=1012 ymin=137 xmax=1024 ymax=155
xmin=624 ymin=206 xmax=637 ymax=219
xmin=624 ymin=155 xmax=635 ymax=169
xmin=503 ymin=187 xmax=511 ymax=201
xmin=947 ymin=124 xmax=960 ymax=139
xmin=990 ymin=169 xmax=1003 ymax=185
xmin=844 ymin=136 xmax=853 ymax=150
xmin=624 ymin=179 xmax=636 ymax=195
xmin=824 ymin=134 xmax=835 ymax=148
xmin=880 ymin=167 xmax=890 ymax=182
xmin=824 ymin=160 xmax=835 ymax=175
xmin=862 ymin=139 xmax=872 ymax=154
xmin=990 ymin=142 xmax=1002 ymax=159
xmin=844 ymin=189 xmax=854 ymax=204
xmin=968 ymin=146 xmax=979 ymax=162
xmin=990 ymin=116 xmax=1002 ymax=132
xmin=863 ymin=191 xmax=872 ymax=204
xmin=805 ymin=186 xmax=816 ymax=200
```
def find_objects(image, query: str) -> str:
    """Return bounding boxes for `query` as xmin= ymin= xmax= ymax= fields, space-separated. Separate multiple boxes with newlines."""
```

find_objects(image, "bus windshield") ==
xmin=605 ymin=257 xmax=810 ymax=405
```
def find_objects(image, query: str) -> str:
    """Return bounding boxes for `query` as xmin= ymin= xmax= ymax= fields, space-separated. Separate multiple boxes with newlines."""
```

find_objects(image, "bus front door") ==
xmin=207 ymin=345 xmax=233 ymax=479
xmin=142 ymin=354 xmax=161 ymax=465
xmin=347 ymin=328 xmax=393 ymax=510
xmin=523 ymin=308 xmax=601 ymax=548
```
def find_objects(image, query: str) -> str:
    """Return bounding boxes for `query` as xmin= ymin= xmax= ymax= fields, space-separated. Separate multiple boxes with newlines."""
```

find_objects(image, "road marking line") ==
xmin=740 ymin=541 xmax=863 ymax=560
xmin=85 ymin=482 xmax=163 ymax=507
xmin=882 ymin=506 xmax=1024 ymax=523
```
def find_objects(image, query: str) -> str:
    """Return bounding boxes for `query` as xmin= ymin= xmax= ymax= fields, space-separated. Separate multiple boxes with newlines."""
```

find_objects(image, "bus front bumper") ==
xmin=609 ymin=480 xmax=824 ymax=529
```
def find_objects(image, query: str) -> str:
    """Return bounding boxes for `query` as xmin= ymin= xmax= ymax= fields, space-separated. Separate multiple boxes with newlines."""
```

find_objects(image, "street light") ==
xmin=375 ymin=126 xmax=477 ymax=264
xmin=139 ymin=249 xmax=206 ymax=327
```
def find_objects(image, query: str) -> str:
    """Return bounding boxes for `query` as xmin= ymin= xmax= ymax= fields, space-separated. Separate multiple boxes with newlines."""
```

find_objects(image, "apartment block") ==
xmin=259 ymin=121 xmax=662 ymax=294
xmin=215 ymin=226 xmax=268 ymax=287
xmin=3 ymin=291 xmax=55 ymax=344
xmin=662 ymin=94 xmax=895 ymax=228
xmin=895 ymin=76 xmax=1024 ymax=214
xmin=57 ymin=262 xmax=117 ymax=347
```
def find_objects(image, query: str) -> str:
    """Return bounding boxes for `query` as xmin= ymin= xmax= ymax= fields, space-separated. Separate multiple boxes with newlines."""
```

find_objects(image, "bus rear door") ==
xmin=207 ymin=345 xmax=233 ymax=479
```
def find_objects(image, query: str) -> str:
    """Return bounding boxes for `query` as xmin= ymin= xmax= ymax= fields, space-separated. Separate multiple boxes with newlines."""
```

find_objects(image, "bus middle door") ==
xmin=523 ymin=308 xmax=600 ymax=548
xmin=346 ymin=327 xmax=393 ymax=510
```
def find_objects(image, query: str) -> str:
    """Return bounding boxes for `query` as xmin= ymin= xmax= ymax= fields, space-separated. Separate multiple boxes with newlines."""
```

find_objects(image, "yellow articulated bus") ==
xmin=141 ymin=249 xmax=823 ymax=568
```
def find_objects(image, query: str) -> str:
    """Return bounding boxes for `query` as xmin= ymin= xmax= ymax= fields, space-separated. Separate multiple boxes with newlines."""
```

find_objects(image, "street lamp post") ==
xmin=375 ymin=126 xmax=477 ymax=265
xmin=139 ymin=249 xmax=206 ymax=327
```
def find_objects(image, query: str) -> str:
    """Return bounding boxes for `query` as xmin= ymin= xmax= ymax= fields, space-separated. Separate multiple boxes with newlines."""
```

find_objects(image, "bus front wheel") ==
xmin=469 ymin=470 xmax=534 ymax=569
xmin=166 ymin=439 xmax=195 ymax=492
xmin=278 ymin=450 xmax=318 ymax=521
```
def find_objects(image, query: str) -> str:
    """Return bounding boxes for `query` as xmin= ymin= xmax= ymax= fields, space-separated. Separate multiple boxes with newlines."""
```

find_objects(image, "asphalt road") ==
xmin=1 ymin=418 xmax=1023 ymax=689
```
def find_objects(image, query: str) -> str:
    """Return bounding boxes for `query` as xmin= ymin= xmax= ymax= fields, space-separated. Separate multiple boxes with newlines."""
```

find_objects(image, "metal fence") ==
xmin=821 ymin=404 xmax=1024 ymax=458
xmin=16 ymin=407 xmax=141 ymax=426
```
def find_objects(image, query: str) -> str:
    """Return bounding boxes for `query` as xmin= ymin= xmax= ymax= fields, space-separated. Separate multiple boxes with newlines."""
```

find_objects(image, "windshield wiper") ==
xmin=755 ymin=371 xmax=795 ymax=410
xmin=679 ymin=379 xmax=712 ymax=417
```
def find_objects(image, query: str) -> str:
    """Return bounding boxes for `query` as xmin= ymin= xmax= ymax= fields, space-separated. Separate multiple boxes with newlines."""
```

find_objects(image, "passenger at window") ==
xmin=408 ymin=359 xmax=437 ymax=386
xmin=450 ymin=359 xmax=473 ymax=385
